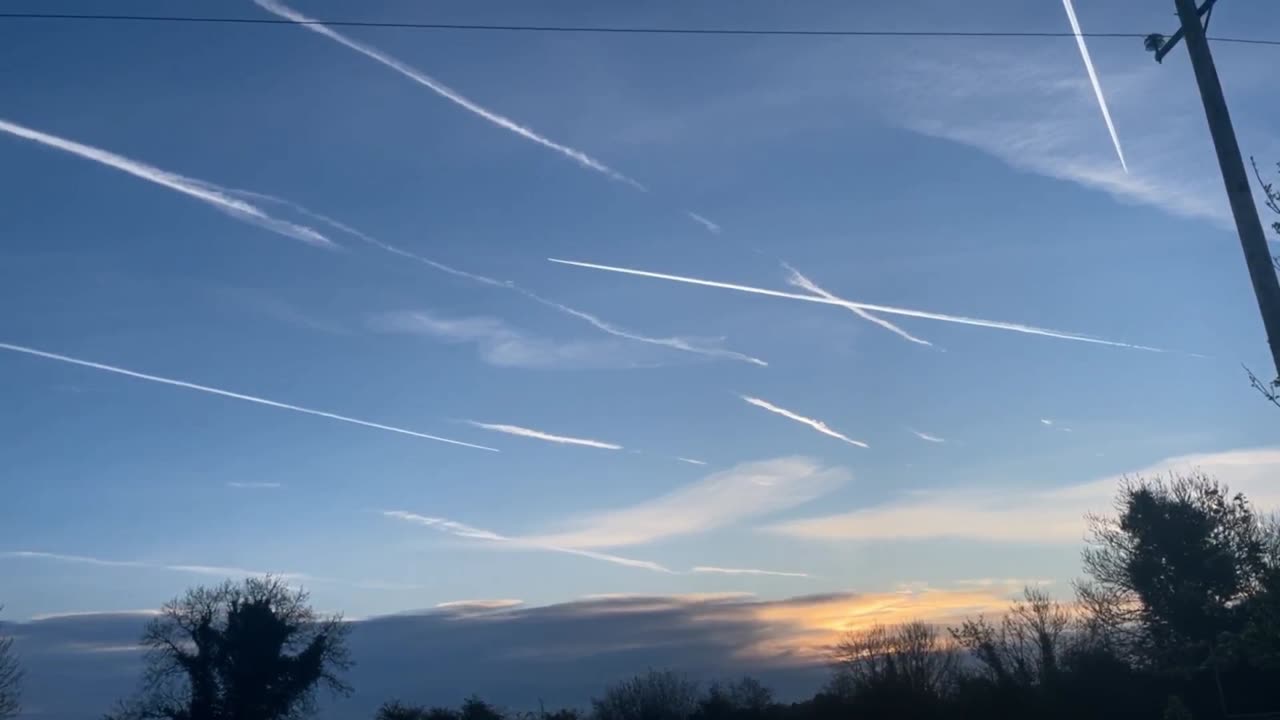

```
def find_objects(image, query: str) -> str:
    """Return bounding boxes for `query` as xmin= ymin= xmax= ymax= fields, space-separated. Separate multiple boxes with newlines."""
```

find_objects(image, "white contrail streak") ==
xmin=466 ymin=421 xmax=622 ymax=450
xmin=677 ymin=457 xmax=709 ymax=466
xmin=691 ymin=565 xmax=810 ymax=578
xmin=741 ymin=395 xmax=868 ymax=448
xmin=531 ymin=296 xmax=768 ymax=367
xmin=687 ymin=212 xmax=722 ymax=234
xmin=547 ymin=258 xmax=1165 ymax=352
xmin=255 ymin=0 xmax=645 ymax=190
xmin=383 ymin=511 xmax=672 ymax=573
xmin=909 ymin=429 xmax=946 ymax=443
xmin=229 ymin=190 xmax=765 ymax=366
xmin=1 ymin=551 xmax=310 ymax=581
xmin=0 ymin=342 xmax=498 ymax=452
xmin=783 ymin=263 xmax=931 ymax=346
xmin=1061 ymin=0 xmax=1127 ymax=173
xmin=0 ymin=118 xmax=335 ymax=248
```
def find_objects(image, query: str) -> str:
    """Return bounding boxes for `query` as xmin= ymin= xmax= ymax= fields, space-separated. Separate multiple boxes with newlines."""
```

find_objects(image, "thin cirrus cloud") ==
xmin=521 ymin=457 xmax=848 ymax=549
xmin=466 ymin=421 xmax=623 ymax=451
xmin=0 ymin=117 xmax=334 ymax=248
xmin=1060 ymin=0 xmax=1127 ymax=173
xmin=741 ymin=396 xmax=868 ymax=449
xmin=371 ymin=311 xmax=652 ymax=370
xmin=767 ymin=447 xmax=1280 ymax=544
xmin=254 ymin=0 xmax=644 ymax=191
xmin=240 ymin=191 xmax=763 ymax=368
xmin=783 ymin=263 xmax=931 ymax=347
xmin=548 ymin=258 xmax=1167 ymax=353
xmin=0 ymin=341 xmax=498 ymax=453
xmin=691 ymin=566 xmax=811 ymax=579
xmin=382 ymin=511 xmax=673 ymax=574
xmin=1 ymin=550 xmax=310 ymax=582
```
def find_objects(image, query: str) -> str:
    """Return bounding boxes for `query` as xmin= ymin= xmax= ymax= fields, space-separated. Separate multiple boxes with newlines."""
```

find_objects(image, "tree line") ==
xmin=2 ymin=470 xmax=1279 ymax=719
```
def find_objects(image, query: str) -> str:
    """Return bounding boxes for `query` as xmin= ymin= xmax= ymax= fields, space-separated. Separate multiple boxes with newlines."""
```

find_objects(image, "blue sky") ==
xmin=3 ymin=0 xmax=1280 ymax=629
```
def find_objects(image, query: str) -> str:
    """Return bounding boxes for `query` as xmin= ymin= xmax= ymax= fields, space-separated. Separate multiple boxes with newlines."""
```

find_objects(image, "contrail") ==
xmin=783 ymin=263 xmax=931 ymax=346
xmin=1061 ymin=0 xmax=1127 ymax=173
xmin=0 ymin=342 xmax=498 ymax=452
xmin=676 ymin=457 xmax=709 ymax=466
xmin=548 ymin=258 xmax=1166 ymax=352
xmin=908 ymin=429 xmax=946 ymax=443
xmin=233 ymin=190 xmax=767 ymax=366
xmin=255 ymin=0 xmax=645 ymax=191
xmin=691 ymin=565 xmax=810 ymax=579
xmin=467 ymin=421 xmax=622 ymax=450
xmin=687 ymin=212 xmax=722 ymax=234
xmin=531 ymin=296 xmax=768 ymax=367
xmin=383 ymin=511 xmax=672 ymax=573
xmin=741 ymin=395 xmax=868 ymax=449
xmin=0 ymin=118 xmax=335 ymax=248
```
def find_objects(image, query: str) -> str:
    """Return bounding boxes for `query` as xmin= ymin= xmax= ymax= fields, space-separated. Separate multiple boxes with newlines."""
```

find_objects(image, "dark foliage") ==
xmin=107 ymin=576 xmax=351 ymax=720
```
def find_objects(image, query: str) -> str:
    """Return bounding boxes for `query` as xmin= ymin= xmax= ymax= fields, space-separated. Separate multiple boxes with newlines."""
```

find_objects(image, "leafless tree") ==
xmin=951 ymin=587 xmax=1074 ymax=687
xmin=108 ymin=576 xmax=350 ymax=720
xmin=831 ymin=621 xmax=958 ymax=699
xmin=592 ymin=670 xmax=699 ymax=720
xmin=0 ymin=606 xmax=20 ymax=720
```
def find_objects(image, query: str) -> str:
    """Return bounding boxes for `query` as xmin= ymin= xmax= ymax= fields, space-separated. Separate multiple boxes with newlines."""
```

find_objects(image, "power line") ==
xmin=0 ymin=11 xmax=1276 ymax=47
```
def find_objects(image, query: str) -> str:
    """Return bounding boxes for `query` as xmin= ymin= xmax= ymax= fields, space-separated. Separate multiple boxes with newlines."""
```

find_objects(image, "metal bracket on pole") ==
xmin=1146 ymin=0 xmax=1217 ymax=62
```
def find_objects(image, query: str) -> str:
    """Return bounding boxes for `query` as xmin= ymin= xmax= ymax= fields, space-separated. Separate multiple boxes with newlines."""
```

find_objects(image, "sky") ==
xmin=2 ymin=0 xmax=1280 ymax=710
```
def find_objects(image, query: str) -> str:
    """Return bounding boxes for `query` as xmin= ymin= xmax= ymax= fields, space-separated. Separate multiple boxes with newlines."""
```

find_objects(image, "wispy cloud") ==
xmin=677 ymin=457 xmax=709 ymax=466
xmin=0 ymin=341 xmax=498 ymax=452
xmin=240 ymin=192 xmax=764 ymax=367
xmin=783 ymin=263 xmax=930 ymax=346
xmin=435 ymin=599 xmax=525 ymax=613
xmin=548 ymin=258 xmax=1167 ymax=352
xmin=768 ymin=447 xmax=1280 ymax=544
xmin=524 ymin=457 xmax=848 ymax=549
xmin=908 ymin=429 xmax=946 ymax=443
xmin=0 ymin=117 xmax=334 ymax=247
xmin=691 ymin=566 xmax=811 ymax=579
xmin=532 ymin=298 xmax=767 ymax=367
xmin=383 ymin=511 xmax=673 ymax=573
xmin=1040 ymin=418 xmax=1055 ymax=426
xmin=372 ymin=311 xmax=652 ymax=370
xmin=466 ymin=421 xmax=623 ymax=450
xmin=687 ymin=212 xmax=721 ymax=234
xmin=254 ymin=0 xmax=644 ymax=191
xmin=1061 ymin=0 xmax=1127 ymax=172
xmin=226 ymin=481 xmax=283 ymax=489
xmin=1 ymin=550 xmax=309 ymax=581
xmin=741 ymin=396 xmax=868 ymax=449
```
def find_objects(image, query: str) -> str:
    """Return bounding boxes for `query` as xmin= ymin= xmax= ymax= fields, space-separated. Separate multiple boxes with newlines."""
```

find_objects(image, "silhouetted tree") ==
xmin=1078 ymin=472 xmax=1269 ymax=673
xmin=693 ymin=678 xmax=774 ymax=720
xmin=952 ymin=587 xmax=1072 ymax=689
xmin=108 ymin=576 xmax=351 ymax=720
xmin=830 ymin=621 xmax=957 ymax=718
xmin=592 ymin=670 xmax=699 ymax=720
xmin=0 ymin=606 xmax=20 ymax=720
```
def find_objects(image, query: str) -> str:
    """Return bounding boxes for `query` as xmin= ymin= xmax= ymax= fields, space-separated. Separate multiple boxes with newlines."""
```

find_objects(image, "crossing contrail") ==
xmin=0 ymin=342 xmax=498 ymax=452
xmin=547 ymin=258 xmax=1166 ymax=352
xmin=228 ymin=189 xmax=766 ymax=366
xmin=783 ymin=262 xmax=931 ymax=346
xmin=1061 ymin=0 xmax=1127 ymax=172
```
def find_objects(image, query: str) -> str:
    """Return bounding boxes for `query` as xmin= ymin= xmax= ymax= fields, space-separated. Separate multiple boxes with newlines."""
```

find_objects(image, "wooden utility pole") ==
xmin=1151 ymin=0 xmax=1280 ymax=381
